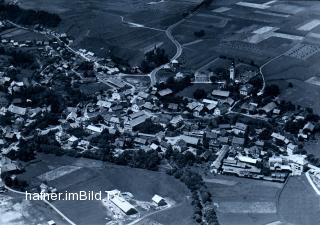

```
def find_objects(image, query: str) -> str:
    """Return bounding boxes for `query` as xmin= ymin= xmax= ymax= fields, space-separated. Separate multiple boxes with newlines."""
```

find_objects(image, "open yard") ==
xmin=18 ymin=153 xmax=195 ymax=225
xmin=0 ymin=193 xmax=69 ymax=225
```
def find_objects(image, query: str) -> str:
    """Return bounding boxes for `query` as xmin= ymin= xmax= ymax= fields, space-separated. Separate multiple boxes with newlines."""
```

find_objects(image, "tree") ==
xmin=194 ymin=30 xmax=205 ymax=38
xmin=140 ymin=48 xmax=169 ymax=73
xmin=264 ymin=84 xmax=280 ymax=97
xmin=0 ymin=2 xmax=61 ymax=27
xmin=193 ymin=89 xmax=206 ymax=100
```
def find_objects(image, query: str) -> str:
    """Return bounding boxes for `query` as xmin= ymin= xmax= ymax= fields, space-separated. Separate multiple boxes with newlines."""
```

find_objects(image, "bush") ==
xmin=194 ymin=30 xmax=205 ymax=38
xmin=0 ymin=1 xmax=61 ymax=27
xmin=193 ymin=89 xmax=206 ymax=100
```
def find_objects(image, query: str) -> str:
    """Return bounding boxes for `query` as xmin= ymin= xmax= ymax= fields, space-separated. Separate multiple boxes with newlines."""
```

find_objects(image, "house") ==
xmin=303 ymin=122 xmax=315 ymax=132
xmin=158 ymin=88 xmax=173 ymax=97
xmin=142 ymin=102 xmax=154 ymax=111
xmin=109 ymin=116 xmax=120 ymax=125
xmin=193 ymin=71 xmax=211 ymax=83
xmin=271 ymin=132 xmax=286 ymax=143
xmin=232 ymin=137 xmax=245 ymax=147
xmin=219 ymin=124 xmax=231 ymax=130
xmin=150 ymin=143 xmax=159 ymax=150
xmin=68 ymin=136 xmax=78 ymax=145
xmin=152 ymin=194 xmax=167 ymax=206
xmin=238 ymin=155 xmax=257 ymax=165
xmin=129 ymin=114 xmax=149 ymax=129
xmin=287 ymin=143 xmax=297 ymax=155
xmin=170 ymin=115 xmax=183 ymax=127
xmin=86 ymin=125 xmax=104 ymax=133
xmin=214 ymin=104 xmax=228 ymax=116
xmin=47 ymin=220 xmax=56 ymax=225
xmin=262 ymin=102 xmax=277 ymax=114
xmin=218 ymin=136 xmax=229 ymax=144
xmin=285 ymin=155 xmax=307 ymax=176
xmin=180 ymin=135 xmax=200 ymax=146
xmin=97 ymin=100 xmax=112 ymax=108
xmin=168 ymin=103 xmax=178 ymax=111
xmin=233 ymin=122 xmax=247 ymax=135
xmin=212 ymin=90 xmax=230 ymax=99
xmin=134 ymin=137 xmax=147 ymax=145
xmin=211 ymin=145 xmax=229 ymax=173
xmin=239 ymin=83 xmax=253 ymax=96
xmin=8 ymin=104 xmax=26 ymax=116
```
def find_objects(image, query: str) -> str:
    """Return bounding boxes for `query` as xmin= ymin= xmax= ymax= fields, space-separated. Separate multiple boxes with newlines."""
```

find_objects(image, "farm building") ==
xmin=212 ymin=90 xmax=230 ymax=99
xmin=152 ymin=194 xmax=167 ymax=206
xmin=108 ymin=190 xmax=137 ymax=215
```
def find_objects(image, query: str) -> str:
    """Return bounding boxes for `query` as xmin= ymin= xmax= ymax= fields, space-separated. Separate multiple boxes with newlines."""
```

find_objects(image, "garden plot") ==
xmin=284 ymin=43 xmax=320 ymax=60
xmin=305 ymin=76 xmax=320 ymax=86
xmin=219 ymin=40 xmax=264 ymax=55
xmin=212 ymin=7 xmax=231 ymax=13
xmin=38 ymin=165 xmax=81 ymax=181
xmin=254 ymin=10 xmax=290 ymax=18
xmin=298 ymin=19 xmax=320 ymax=31
xmin=270 ymin=3 xmax=304 ymax=14
xmin=307 ymin=32 xmax=320 ymax=39
xmin=253 ymin=26 xmax=278 ymax=34
xmin=217 ymin=201 xmax=277 ymax=214
xmin=236 ymin=1 xmax=270 ymax=9
xmin=273 ymin=32 xmax=304 ymax=41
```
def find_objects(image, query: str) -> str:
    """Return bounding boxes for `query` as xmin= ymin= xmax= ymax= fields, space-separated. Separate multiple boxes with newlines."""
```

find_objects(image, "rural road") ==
xmin=148 ymin=19 xmax=184 ymax=86
xmin=127 ymin=201 xmax=182 ymax=225
xmin=257 ymin=53 xmax=286 ymax=96
xmin=4 ymin=185 xmax=77 ymax=225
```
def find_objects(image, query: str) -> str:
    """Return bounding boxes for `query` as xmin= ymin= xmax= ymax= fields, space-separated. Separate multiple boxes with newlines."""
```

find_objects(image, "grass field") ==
xmin=205 ymin=173 xmax=320 ymax=225
xmin=304 ymin=133 xmax=320 ymax=158
xmin=268 ymin=79 xmax=320 ymax=114
xmin=206 ymin=174 xmax=282 ymax=225
xmin=19 ymin=0 xmax=201 ymax=66
xmin=278 ymin=175 xmax=320 ymax=225
xmin=19 ymin=153 xmax=195 ymax=225
xmin=177 ymin=83 xmax=217 ymax=98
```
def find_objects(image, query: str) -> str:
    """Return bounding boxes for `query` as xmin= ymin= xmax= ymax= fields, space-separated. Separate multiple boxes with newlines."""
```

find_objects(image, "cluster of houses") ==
xmin=210 ymin=107 xmax=318 ymax=182
xmin=1 ymin=17 xmax=320 ymax=192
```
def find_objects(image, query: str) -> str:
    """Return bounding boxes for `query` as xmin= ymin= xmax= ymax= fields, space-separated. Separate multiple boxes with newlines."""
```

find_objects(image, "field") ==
xmin=304 ymin=134 xmax=320 ymax=158
xmin=19 ymin=0 xmax=202 ymax=66
xmin=278 ymin=175 xmax=320 ymax=225
xmin=268 ymin=79 xmax=320 ymax=114
xmin=206 ymin=175 xmax=281 ymax=225
xmin=18 ymin=153 xmax=196 ymax=225
xmin=205 ymin=174 xmax=320 ymax=225
xmin=177 ymin=83 xmax=217 ymax=98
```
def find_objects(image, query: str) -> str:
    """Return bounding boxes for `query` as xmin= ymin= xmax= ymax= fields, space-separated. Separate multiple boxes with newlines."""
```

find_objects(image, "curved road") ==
xmin=257 ymin=53 xmax=286 ymax=96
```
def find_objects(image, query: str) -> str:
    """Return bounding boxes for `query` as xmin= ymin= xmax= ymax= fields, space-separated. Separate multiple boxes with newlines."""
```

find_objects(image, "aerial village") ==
xmin=0 ymin=11 xmax=320 ymax=224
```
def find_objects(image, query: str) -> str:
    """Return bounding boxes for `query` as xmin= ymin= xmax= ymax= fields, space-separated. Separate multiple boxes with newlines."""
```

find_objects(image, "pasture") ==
xmin=207 ymin=174 xmax=320 ymax=225
xmin=278 ymin=175 xmax=320 ymax=225
xmin=19 ymin=153 xmax=194 ymax=225
xmin=19 ymin=0 xmax=201 ymax=65
xmin=207 ymin=175 xmax=281 ymax=225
